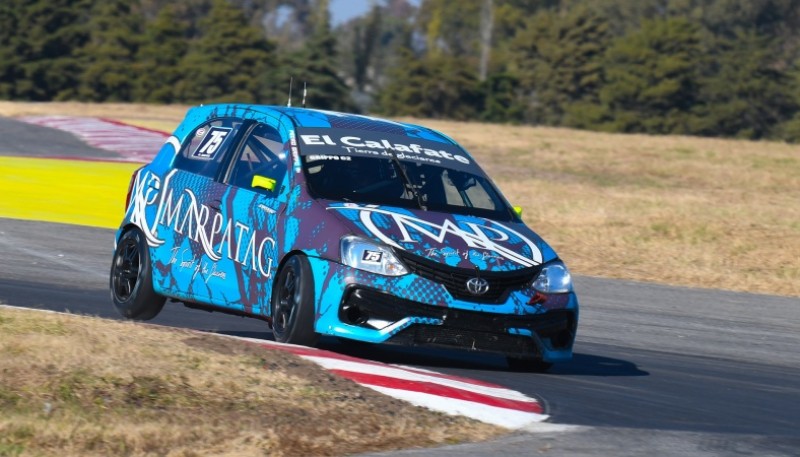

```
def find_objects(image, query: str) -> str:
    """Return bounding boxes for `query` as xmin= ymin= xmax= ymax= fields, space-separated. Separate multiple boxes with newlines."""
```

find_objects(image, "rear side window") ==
xmin=175 ymin=118 xmax=243 ymax=178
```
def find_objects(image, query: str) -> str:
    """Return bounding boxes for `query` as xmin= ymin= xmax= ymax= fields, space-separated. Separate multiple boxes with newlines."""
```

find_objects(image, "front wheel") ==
xmin=271 ymin=255 xmax=319 ymax=346
xmin=110 ymin=228 xmax=165 ymax=320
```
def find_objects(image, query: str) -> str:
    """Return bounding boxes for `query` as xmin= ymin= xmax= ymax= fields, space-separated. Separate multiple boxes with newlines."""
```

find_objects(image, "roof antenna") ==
xmin=302 ymin=81 xmax=307 ymax=108
xmin=287 ymin=77 xmax=293 ymax=107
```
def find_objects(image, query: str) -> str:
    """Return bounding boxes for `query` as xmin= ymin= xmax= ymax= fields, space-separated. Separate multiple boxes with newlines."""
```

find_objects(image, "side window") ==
xmin=228 ymin=123 xmax=288 ymax=193
xmin=175 ymin=118 xmax=242 ymax=178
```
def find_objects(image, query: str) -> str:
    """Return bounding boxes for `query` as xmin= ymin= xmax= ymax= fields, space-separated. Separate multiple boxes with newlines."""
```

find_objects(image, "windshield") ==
xmin=303 ymin=154 xmax=515 ymax=220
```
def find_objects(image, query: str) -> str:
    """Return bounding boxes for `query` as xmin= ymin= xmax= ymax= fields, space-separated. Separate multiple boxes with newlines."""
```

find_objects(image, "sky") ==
xmin=330 ymin=0 xmax=420 ymax=25
xmin=330 ymin=0 xmax=372 ymax=24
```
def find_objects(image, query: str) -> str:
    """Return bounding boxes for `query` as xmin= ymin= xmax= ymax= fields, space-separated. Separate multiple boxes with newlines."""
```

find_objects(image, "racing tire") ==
xmin=110 ymin=228 xmax=165 ymax=320
xmin=271 ymin=255 xmax=319 ymax=346
xmin=506 ymin=357 xmax=553 ymax=373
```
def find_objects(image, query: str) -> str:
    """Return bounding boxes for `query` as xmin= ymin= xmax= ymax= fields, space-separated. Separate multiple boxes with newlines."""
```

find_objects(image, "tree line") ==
xmin=2 ymin=0 xmax=800 ymax=141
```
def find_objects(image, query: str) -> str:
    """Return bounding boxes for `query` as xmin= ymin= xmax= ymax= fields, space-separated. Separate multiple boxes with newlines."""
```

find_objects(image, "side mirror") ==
xmin=252 ymin=175 xmax=277 ymax=192
xmin=513 ymin=205 xmax=523 ymax=217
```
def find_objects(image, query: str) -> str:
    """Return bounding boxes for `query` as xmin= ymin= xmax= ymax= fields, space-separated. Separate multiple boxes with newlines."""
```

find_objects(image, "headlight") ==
xmin=340 ymin=236 xmax=409 ymax=276
xmin=532 ymin=260 xmax=573 ymax=293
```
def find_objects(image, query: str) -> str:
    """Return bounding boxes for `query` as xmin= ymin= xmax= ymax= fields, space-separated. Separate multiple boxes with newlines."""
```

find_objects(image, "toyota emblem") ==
xmin=466 ymin=277 xmax=490 ymax=296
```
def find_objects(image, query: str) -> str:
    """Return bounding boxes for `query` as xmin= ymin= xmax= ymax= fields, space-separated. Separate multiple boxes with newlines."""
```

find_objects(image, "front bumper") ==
xmin=308 ymin=257 xmax=578 ymax=362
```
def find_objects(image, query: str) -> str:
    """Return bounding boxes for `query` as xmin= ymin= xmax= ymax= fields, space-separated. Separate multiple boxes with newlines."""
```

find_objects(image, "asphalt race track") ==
xmin=1 ymin=117 xmax=799 ymax=456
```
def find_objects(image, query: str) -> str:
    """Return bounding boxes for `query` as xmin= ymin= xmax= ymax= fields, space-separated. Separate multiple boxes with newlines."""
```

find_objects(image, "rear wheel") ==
xmin=506 ymin=356 xmax=553 ymax=373
xmin=271 ymin=255 xmax=319 ymax=346
xmin=110 ymin=228 xmax=165 ymax=320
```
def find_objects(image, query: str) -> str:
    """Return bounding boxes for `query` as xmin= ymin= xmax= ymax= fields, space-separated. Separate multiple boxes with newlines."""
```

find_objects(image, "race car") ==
xmin=109 ymin=104 xmax=578 ymax=371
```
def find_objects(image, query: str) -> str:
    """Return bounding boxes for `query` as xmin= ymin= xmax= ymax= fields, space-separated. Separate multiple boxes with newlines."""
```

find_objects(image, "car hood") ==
xmin=327 ymin=203 xmax=558 ymax=272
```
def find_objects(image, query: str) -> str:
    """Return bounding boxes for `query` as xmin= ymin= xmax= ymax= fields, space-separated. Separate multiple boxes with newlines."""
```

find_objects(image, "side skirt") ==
xmin=177 ymin=299 xmax=272 ymax=325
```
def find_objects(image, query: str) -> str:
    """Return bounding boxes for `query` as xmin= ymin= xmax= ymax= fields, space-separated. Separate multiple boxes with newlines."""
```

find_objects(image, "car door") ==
xmin=217 ymin=122 xmax=290 ymax=316
xmin=150 ymin=117 xmax=247 ymax=305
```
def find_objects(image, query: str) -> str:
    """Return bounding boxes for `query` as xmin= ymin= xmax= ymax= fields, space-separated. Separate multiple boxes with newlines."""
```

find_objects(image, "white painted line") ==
xmin=366 ymin=385 xmax=548 ymax=428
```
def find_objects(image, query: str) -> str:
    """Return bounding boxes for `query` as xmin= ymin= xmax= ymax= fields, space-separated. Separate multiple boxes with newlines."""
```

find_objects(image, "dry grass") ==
xmin=0 ymin=306 xmax=504 ymax=457
xmin=416 ymin=120 xmax=800 ymax=297
xmin=1 ymin=101 xmax=797 ymax=296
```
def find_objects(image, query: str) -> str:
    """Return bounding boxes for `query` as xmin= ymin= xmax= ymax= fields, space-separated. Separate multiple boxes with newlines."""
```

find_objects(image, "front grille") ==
xmin=339 ymin=287 xmax=576 ymax=355
xmin=396 ymin=250 xmax=541 ymax=302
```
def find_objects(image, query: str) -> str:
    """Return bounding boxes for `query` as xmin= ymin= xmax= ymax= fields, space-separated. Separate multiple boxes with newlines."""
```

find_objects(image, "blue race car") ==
xmin=110 ymin=104 xmax=578 ymax=371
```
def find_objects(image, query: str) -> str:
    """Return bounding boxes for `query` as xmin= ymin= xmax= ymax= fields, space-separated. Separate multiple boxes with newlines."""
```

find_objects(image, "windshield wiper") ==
xmin=387 ymin=150 xmax=426 ymax=210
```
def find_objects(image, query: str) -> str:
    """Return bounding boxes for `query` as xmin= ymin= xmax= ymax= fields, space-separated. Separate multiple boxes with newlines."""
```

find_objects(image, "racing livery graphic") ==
xmin=110 ymin=104 xmax=578 ymax=370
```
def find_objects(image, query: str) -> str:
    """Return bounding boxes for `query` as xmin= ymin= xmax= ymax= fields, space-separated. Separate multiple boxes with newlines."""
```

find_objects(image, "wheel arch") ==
xmin=115 ymin=222 xmax=141 ymax=245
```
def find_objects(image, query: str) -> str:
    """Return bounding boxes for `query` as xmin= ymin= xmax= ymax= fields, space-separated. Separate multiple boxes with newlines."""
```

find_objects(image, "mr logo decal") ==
xmin=193 ymin=126 xmax=232 ymax=160
xmin=334 ymin=206 xmax=544 ymax=268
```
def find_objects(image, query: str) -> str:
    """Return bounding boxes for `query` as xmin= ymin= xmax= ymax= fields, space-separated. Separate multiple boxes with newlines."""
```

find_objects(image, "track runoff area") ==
xmin=1 ymin=115 xmax=553 ymax=429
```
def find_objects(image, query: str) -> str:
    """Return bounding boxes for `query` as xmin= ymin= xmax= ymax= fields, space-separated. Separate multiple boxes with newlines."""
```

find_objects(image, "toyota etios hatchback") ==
xmin=110 ymin=104 xmax=578 ymax=371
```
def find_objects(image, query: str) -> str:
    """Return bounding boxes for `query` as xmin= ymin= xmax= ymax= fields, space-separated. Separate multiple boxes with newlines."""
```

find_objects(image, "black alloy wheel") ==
xmin=110 ymin=228 xmax=165 ymax=320
xmin=271 ymin=255 xmax=319 ymax=346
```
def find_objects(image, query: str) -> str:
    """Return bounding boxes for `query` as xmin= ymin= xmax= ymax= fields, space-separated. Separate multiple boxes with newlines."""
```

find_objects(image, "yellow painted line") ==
xmin=0 ymin=156 xmax=142 ymax=229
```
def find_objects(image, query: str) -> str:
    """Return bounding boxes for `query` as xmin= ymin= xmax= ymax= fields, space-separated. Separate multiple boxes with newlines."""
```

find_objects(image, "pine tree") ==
xmin=176 ymin=0 xmax=276 ymax=104
xmin=0 ymin=0 xmax=20 ymax=97
xmin=78 ymin=0 xmax=144 ymax=101
xmin=696 ymin=30 xmax=798 ymax=139
xmin=377 ymin=43 xmax=483 ymax=120
xmin=511 ymin=6 xmax=613 ymax=126
xmin=283 ymin=0 xmax=357 ymax=111
xmin=417 ymin=0 xmax=482 ymax=58
xmin=336 ymin=1 xmax=419 ymax=111
xmin=599 ymin=18 xmax=704 ymax=134
xmin=6 ymin=0 xmax=93 ymax=100
xmin=351 ymin=4 xmax=381 ymax=92
xmin=134 ymin=5 xmax=190 ymax=103
xmin=481 ymin=73 xmax=524 ymax=123
xmin=377 ymin=44 xmax=427 ymax=117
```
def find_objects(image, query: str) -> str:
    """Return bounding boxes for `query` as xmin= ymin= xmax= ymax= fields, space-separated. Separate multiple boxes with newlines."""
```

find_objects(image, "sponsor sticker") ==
xmin=298 ymin=128 xmax=475 ymax=172
xmin=193 ymin=126 xmax=232 ymax=160
xmin=130 ymin=169 xmax=277 ymax=279
xmin=362 ymin=250 xmax=383 ymax=264
xmin=289 ymin=130 xmax=301 ymax=173
xmin=307 ymin=154 xmax=352 ymax=162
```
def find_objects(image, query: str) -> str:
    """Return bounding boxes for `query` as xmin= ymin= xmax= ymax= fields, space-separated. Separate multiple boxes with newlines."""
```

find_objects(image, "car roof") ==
xmin=190 ymin=104 xmax=458 ymax=146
